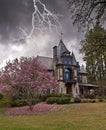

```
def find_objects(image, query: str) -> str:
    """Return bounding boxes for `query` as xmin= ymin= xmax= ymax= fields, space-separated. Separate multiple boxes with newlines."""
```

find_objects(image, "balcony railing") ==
xmin=64 ymin=79 xmax=76 ymax=84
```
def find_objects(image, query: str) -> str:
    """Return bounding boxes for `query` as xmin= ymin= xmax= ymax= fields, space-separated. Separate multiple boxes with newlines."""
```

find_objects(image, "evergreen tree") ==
xmin=80 ymin=23 xmax=106 ymax=94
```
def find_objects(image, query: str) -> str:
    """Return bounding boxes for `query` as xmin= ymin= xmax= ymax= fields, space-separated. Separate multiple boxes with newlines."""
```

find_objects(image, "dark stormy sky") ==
xmin=0 ymin=0 xmax=84 ymax=67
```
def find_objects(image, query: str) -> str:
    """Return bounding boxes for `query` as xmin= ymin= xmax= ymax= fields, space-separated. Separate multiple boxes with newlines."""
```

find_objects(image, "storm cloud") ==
xmin=0 ymin=0 xmax=33 ymax=43
xmin=0 ymin=0 xmax=84 ymax=67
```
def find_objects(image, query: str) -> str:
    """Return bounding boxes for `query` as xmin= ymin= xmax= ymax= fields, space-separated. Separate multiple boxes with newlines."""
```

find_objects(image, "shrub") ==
xmin=10 ymin=99 xmax=28 ymax=107
xmin=89 ymin=99 xmax=96 ymax=103
xmin=0 ymin=97 xmax=10 ymax=107
xmin=10 ymin=97 xmax=41 ymax=107
xmin=46 ymin=97 xmax=70 ymax=104
xmin=98 ymin=97 xmax=104 ymax=102
xmin=56 ymin=97 xmax=70 ymax=104
xmin=74 ymin=97 xmax=81 ymax=103
xmin=0 ymin=93 xmax=4 ymax=99
xmin=46 ymin=97 xmax=58 ymax=104
xmin=81 ymin=98 xmax=89 ymax=103
xmin=95 ymin=98 xmax=99 ymax=103
xmin=42 ymin=93 xmax=71 ymax=101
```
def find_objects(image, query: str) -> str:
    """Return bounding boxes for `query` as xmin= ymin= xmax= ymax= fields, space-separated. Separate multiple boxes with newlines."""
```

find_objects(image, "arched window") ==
xmin=64 ymin=68 xmax=73 ymax=80
xmin=64 ymin=68 xmax=70 ymax=80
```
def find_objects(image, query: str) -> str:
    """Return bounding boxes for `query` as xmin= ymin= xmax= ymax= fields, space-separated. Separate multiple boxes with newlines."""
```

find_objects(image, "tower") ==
xmin=53 ymin=38 xmax=80 ymax=97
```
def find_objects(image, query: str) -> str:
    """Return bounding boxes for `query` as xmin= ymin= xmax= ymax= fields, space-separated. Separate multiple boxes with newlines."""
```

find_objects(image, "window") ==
xmin=77 ymin=67 xmax=80 ymax=72
xmin=69 ymin=60 xmax=71 ymax=64
xmin=64 ymin=58 xmax=68 ymax=64
xmin=64 ymin=57 xmax=72 ymax=65
xmin=64 ymin=68 xmax=70 ymax=80
xmin=78 ymin=75 xmax=82 ymax=83
xmin=64 ymin=68 xmax=73 ymax=81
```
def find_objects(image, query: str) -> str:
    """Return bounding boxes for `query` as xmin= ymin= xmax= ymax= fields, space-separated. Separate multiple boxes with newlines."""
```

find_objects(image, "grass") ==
xmin=0 ymin=103 xmax=106 ymax=130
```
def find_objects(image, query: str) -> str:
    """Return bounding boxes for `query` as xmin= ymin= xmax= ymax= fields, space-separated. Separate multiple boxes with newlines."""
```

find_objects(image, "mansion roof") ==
xmin=57 ymin=39 xmax=70 ymax=57
xmin=37 ymin=56 xmax=53 ymax=70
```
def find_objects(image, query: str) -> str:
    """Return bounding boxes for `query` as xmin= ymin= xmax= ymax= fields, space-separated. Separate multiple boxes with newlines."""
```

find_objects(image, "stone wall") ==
xmin=58 ymin=82 xmax=66 ymax=94
xmin=72 ymin=83 xmax=80 ymax=97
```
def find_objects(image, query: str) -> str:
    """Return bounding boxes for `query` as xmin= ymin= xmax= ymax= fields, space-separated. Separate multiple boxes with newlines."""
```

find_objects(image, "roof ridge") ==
xmin=37 ymin=55 xmax=52 ymax=59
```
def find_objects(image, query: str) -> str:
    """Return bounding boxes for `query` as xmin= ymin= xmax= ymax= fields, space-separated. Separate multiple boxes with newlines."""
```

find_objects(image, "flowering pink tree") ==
xmin=0 ymin=57 xmax=58 ymax=110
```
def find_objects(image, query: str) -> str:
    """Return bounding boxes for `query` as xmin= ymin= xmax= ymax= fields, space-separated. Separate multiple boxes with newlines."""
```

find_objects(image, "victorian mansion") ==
xmin=37 ymin=39 xmax=98 ymax=97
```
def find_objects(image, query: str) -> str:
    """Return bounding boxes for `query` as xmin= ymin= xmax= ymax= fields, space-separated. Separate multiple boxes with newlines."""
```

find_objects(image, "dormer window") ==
xmin=62 ymin=52 xmax=70 ymax=56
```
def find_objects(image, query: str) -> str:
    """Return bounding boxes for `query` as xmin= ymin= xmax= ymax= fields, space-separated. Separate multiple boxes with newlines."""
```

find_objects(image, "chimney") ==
xmin=53 ymin=46 xmax=57 ymax=61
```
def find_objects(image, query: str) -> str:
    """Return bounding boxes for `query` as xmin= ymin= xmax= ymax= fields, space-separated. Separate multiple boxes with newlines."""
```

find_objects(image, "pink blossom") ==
xmin=0 ymin=57 xmax=58 ymax=110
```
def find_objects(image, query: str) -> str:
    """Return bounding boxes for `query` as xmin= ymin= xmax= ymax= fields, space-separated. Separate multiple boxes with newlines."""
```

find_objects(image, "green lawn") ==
xmin=0 ymin=103 xmax=106 ymax=130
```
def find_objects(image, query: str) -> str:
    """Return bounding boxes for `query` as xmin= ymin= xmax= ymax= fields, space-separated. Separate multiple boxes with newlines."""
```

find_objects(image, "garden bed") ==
xmin=5 ymin=102 xmax=57 ymax=115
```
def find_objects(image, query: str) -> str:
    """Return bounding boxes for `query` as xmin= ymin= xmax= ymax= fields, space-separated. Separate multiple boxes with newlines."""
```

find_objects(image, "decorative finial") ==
xmin=60 ymin=31 xmax=64 ymax=40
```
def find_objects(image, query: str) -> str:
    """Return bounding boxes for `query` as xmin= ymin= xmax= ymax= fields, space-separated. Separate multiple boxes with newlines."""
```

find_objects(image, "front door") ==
xmin=66 ymin=84 xmax=72 ymax=95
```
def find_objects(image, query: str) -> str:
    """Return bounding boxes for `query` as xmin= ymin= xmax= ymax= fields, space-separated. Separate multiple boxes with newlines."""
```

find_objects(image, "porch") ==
xmin=79 ymin=83 xmax=99 ymax=98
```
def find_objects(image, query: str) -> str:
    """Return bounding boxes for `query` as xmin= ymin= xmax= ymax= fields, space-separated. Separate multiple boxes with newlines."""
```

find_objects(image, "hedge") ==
xmin=74 ymin=97 xmax=81 ymax=103
xmin=46 ymin=97 xmax=70 ymax=104
xmin=41 ymin=93 xmax=71 ymax=101
xmin=0 ymin=97 xmax=10 ymax=107
xmin=10 ymin=99 xmax=28 ymax=107
xmin=10 ymin=98 xmax=41 ymax=107
xmin=0 ymin=93 xmax=4 ymax=99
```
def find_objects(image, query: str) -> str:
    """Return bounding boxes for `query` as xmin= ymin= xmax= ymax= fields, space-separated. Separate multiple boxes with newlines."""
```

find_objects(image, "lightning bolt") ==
xmin=15 ymin=0 xmax=62 ymax=42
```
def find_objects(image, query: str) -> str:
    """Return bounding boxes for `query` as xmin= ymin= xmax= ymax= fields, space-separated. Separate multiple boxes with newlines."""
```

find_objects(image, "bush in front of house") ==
xmin=57 ymin=97 xmax=70 ymax=104
xmin=10 ymin=97 xmax=41 ymax=107
xmin=89 ymin=99 xmax=96 ymax=103
xmin=98 ymin=96 xmax=106 ymax=102
xmin=46 ymin=97 xmax=58 ymax=104
xmin=46 ymin=96 xmax=70 ymax=104
xmin=10 ymin=99 xmax=28 ymax=107
xmin=0 ymin=97 xmax=10 ymax=107
xmin=74 ymin=97 xmax=81 ymax=103
xmin=81 ymin=98 xmax=89 ymax=103
xmin=0 ymin=93 xmax=10 ymax=107
xmin=41 ymin=93 xmax=71 ymax=101
xmin=0 ymin=93 xmax=4 ymax=100
xmin=80 ymin=98 xmax=99 ymax=103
